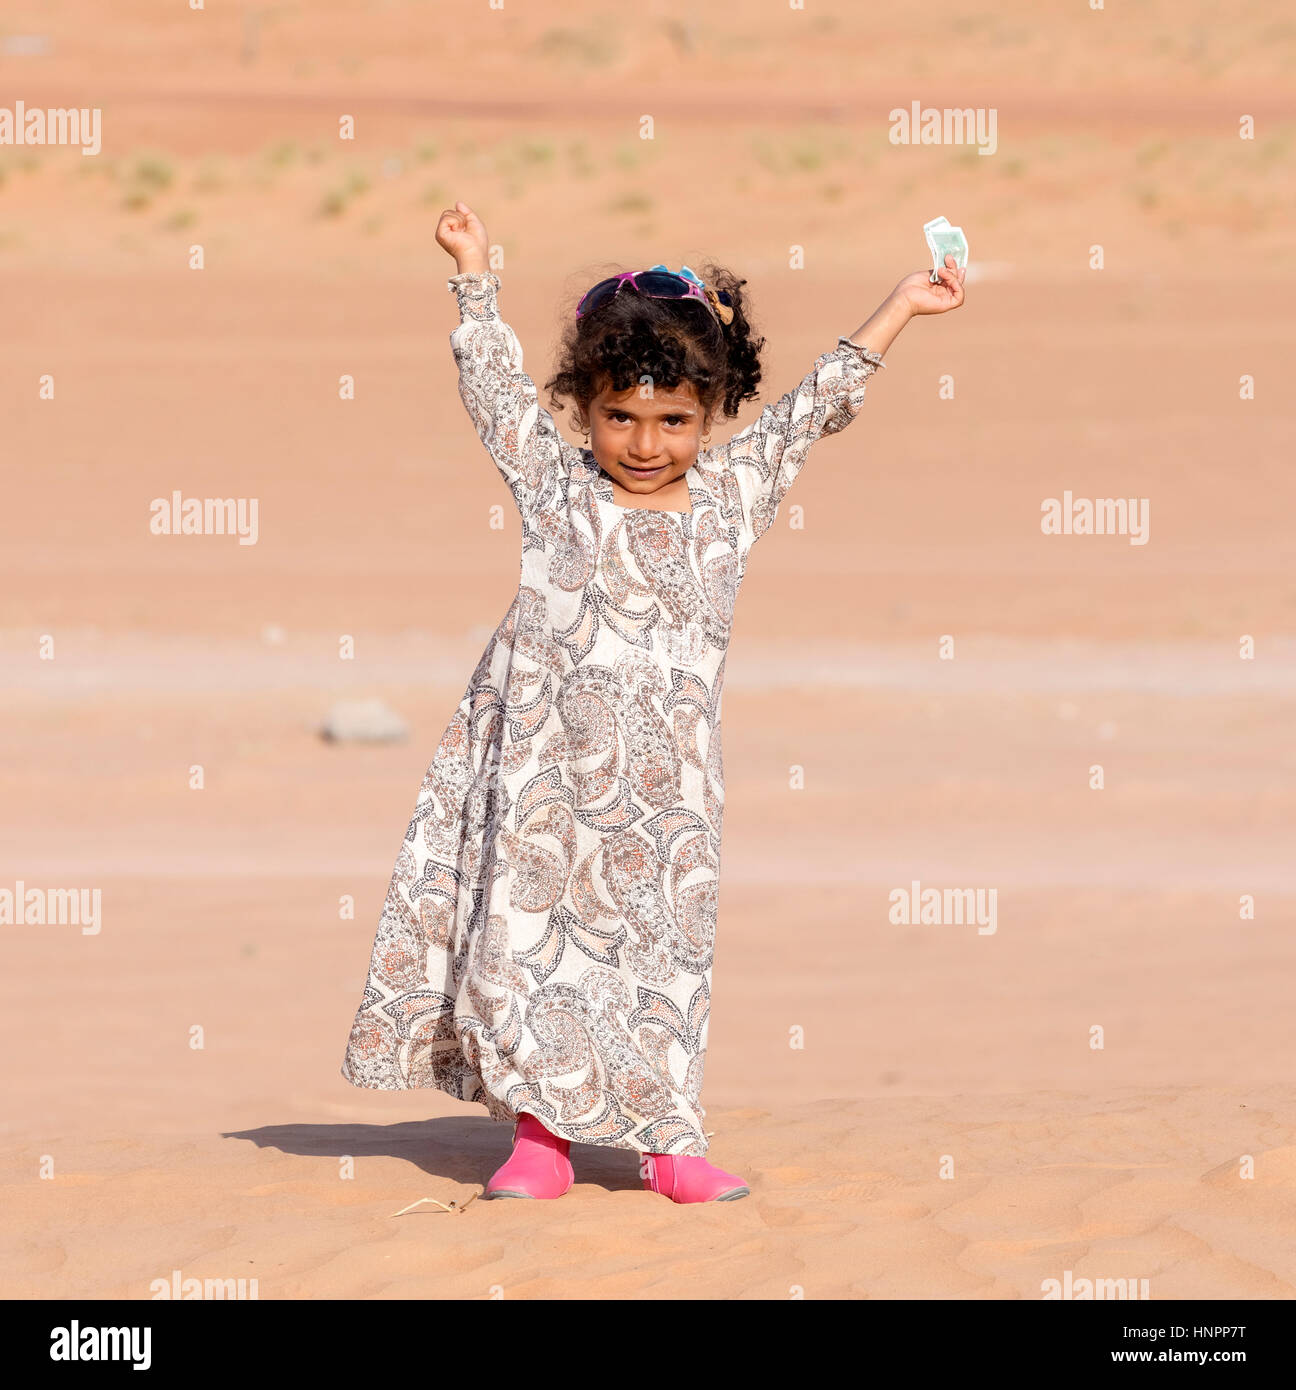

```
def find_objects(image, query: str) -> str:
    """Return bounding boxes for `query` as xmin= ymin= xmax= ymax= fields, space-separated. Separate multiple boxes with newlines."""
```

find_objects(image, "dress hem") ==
xmin=338 ymin=1060 xmax=711 ymax=1157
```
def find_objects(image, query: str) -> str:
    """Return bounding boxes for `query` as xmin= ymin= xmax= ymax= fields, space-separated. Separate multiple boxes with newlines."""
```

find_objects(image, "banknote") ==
xmin=924 ymin=215 xmax=968 ymax=282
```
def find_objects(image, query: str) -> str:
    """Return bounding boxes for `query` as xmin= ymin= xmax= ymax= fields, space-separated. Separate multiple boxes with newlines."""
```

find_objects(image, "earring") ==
xmin=701 ymin=433 xmax=711 ymax=447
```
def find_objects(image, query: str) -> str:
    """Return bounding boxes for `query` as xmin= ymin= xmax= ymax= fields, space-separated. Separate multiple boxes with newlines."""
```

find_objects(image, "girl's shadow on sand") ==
xmin=226 ymin=1118 xmax=645 ymax=1191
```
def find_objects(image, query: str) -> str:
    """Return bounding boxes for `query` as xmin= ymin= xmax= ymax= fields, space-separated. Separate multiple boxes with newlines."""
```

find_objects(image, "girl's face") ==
xmin=578 ymin=380 xmax=710 ymax=496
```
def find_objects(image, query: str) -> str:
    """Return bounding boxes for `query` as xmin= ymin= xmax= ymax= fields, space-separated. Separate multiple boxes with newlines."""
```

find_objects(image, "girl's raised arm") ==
xmin=437 ymin=202 xmax=564 ymax=520
xmin=711 ymin=259 xmax=964 ymax=549
xmin=446 ymin=270 xmax=565 ymax=520
xmin=714 ymin=336 xmax=888 ymax=550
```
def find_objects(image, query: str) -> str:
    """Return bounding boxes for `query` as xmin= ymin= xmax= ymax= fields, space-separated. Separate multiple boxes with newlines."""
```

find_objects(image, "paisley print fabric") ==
xmin=340 ymin=269 xmax=885 ymax=1156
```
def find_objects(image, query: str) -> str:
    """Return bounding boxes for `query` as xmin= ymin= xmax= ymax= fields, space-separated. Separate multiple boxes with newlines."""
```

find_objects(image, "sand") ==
xmin=2 ymin=0 xmax=1294 ymax=1298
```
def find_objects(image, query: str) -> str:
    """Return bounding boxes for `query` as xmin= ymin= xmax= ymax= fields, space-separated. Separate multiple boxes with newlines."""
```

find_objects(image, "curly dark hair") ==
xmin=544 ymin=262 xmax=765 ymax=429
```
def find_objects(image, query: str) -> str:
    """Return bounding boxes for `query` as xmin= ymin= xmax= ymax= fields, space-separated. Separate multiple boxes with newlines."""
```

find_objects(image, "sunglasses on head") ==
xmin=575 ymin=268 xmax=730 ymax=322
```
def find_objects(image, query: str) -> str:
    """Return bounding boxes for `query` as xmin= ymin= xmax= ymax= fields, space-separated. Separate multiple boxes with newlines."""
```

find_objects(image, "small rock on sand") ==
xmin=319 ymin=698 xmax=408 ymax=743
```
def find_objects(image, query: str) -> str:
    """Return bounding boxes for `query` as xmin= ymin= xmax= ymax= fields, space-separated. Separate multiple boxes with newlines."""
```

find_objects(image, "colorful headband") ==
xmin=649 ymin=263 xmax=735 ymax=327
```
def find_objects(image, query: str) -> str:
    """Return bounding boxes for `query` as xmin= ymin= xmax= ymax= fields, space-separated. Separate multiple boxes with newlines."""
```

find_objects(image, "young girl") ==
xmin=342 ymin=200 xmax=966 ymax=1203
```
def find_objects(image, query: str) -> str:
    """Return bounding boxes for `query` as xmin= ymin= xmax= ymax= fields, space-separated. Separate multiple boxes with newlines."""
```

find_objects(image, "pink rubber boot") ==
xmin=484 ymin=1112 xmax=574 ymax=1200
xmin=642 ymin=1152 xmax=750 ymax=1203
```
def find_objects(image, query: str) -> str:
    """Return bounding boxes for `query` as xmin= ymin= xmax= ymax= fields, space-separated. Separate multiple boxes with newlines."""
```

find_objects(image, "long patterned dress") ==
xmin=340 ymin=269 xmax=885 ymax=1156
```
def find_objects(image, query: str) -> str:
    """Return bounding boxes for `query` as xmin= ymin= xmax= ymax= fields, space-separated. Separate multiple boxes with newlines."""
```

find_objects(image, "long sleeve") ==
xmin=715 ymin=337 xmax=885 ymax=549
xmin=446 ymin=270 xmax=566 ymax=519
